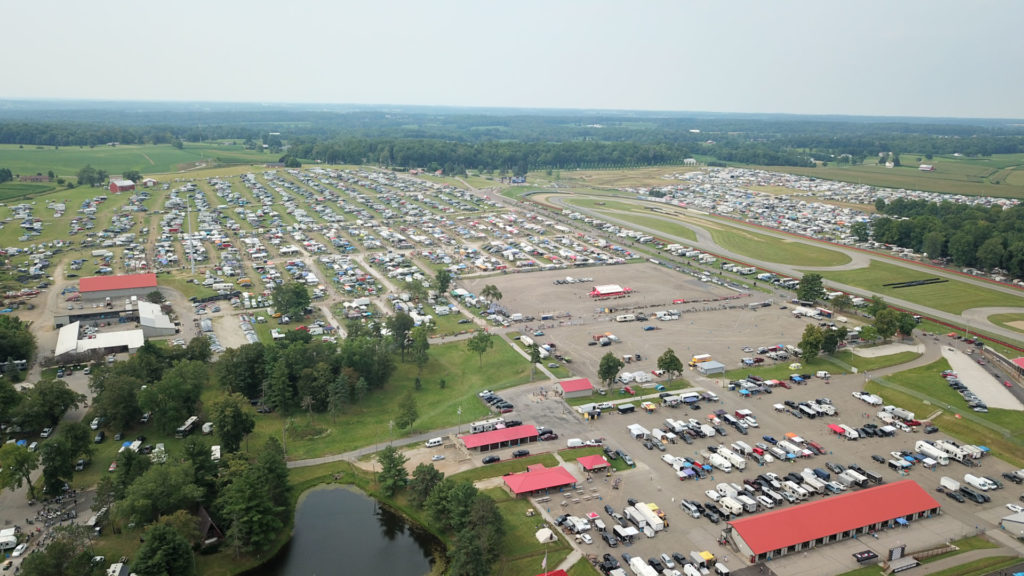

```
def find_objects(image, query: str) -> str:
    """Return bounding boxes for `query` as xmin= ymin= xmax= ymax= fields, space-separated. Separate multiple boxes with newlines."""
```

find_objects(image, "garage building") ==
xmin=461 ymin=425 xmax=539 ymax=452
xmin=503 ymin=464 xmax=577 ymax=497
xmin=728 ymin=480 xmax=941 ymax=564
xmin=79 ymin=273 xmax=159 ymax=303
xmin=558 ymin=378 xmax=594 ymax=398
xmin=696 ymin=360 xmax=726 ymax=376
xmin=138 ymin=301 xmax=177 ymax=337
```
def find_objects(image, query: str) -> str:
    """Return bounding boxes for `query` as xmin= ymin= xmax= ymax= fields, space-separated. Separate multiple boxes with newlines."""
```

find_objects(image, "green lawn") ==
xmin=721 ymin=356 xmax=848 ymax=382
xmin=920 ymin=535 xmax=996 ymax=564
xmin=246 ymin=339 xmax=535 ymax=461
xmin=923 ymin=556 xmax=1020 ymax=576
xmin=704 ymin=222 xmax=851 ymax=267
xmin=831 ymin=349 xmax=922 ymax=372
xmin=865 ymin=358 xmax=1024 ymax=467
xmin=0 ymin=181 xmax=56 ymax=200
xmin=482 ymin=487 xmax=573 ymax=576
xmin=618 ymin=213 xmax=699 ymax=242
xmin=756 ymin=153 xmax=1024 ymax=199
xmin=566 ymin=557 xmax=601 ymax=576
xmin=816 ymin=259 xmax=1024 ymax=314
xmin=0 ymin=142 xmax=270 ymax=178
xmin=452 ymin=454 xmax=560 ymax=484
xmin=988 ymin=312 xmax=1024 ymax=334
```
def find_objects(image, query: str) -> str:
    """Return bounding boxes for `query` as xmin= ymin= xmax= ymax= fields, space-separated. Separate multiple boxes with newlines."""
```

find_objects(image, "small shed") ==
xmin=1001 ymin=511 xmax=1024 ymax=538
xmin=696 ymin=360 xmax=726 ymax=376
xmin=577 ymin=454 xmax=610 ymax=473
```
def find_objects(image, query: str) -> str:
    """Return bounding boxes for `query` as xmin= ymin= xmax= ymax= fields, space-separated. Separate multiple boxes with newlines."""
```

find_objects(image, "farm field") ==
xmin=0 ymin=142 xmax=271 ymax=178
xmin=817 ymin=259 xmax=1024 ymax=314
xmin=0 ymin=180 xmax=56 ymax=200
xmin=754 ymin=153 xmax=1024 ymax=199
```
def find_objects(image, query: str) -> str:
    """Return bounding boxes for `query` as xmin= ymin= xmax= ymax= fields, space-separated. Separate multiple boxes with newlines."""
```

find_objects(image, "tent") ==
xmin=535 ymin=528 xmax=557 ymax=543
xmin=895 ymin=517 xmax=908 ymax=526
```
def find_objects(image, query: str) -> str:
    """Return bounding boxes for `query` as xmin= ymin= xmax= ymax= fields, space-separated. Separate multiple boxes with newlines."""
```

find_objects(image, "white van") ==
xmin=425 ymin=437 xmax=444 ymax=448
xmin=566 ymin=438 xmax=584 ymax=448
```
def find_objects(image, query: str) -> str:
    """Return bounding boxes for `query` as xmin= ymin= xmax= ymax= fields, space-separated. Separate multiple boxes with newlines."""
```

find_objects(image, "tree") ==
xmin=184 ymin=335 xmax=212 ymax=363
xmin=138 ymin=360 xmax=207 ymax=434
xmin=328 ymin=373 xmax=348 ymax=423
xmin=215 ymin=343 xmax=266 ymax=399
xmin=977 ymin=236 xmax=1006 ymax=271
xmin=831 ymin=294 xmax=854 ymax=312
xmin=0 ymin=314 xmax=36 ymax=366
xmin=796 ymin=273 xmax=825 ymax=302
xmin=91 ymin=374 xmax=143 ymax=432
xmin=657 ymin=348 xmax=683 ymax=380
xmin=874 ymin=308 xmax=899 ymax=341
xmin=0 ymin=443 xmax=39 ymax=500
xmin=389 ymin=311 xmax=415 ymax=361
xmin=17 ymin=525 xmax=94 ymax=576
xmin=122 ymin=169 xmax=142 ymax=183
xmin=40 ymin=437 xmax=77 ymax=496
xmin=821 ymin=330 xmax=841 ymax=355
xmin=0 ymin=168 xmax=12 ymax=184
xmin=859 ymin=324 xmax=879 ymax=342
xmin=118 ymin=462 xmax=203 ymax=525
xmin=377 ymin=444 xmax=409 ymax=497
xmin=896 ymin=312 xmax=918 ymax=339
xmin=271 ymin=282 xmax=311 ymax=319
xmin=466 ymin=330 xmax=494 ymax=368
xmin=210 ymin=393 xmax=255 ymax=453
xmin=866 ymin=295 xmax=888 ymax=318
xmin=410 ymin=325 xmax=430 ymax=374
xmin=156 ymin=509 xmax=201 ymax=545
xmin=0 ymin=379 xmax=22 ymax=434
xmin=798 ymin=324 xmax=824 ymax=362
xmin=145 ymin=290 xmax=166 ymax=304
xmin=480 ymin=284 xmax=502 ymax=304
xmin=182 ymin=437 xmax=219 ymax=507
xmin=13 ymin=378 xmax=83 ymax=431
xmin=528 ymin=344 xmax=542 ymax=380
xmin=408 ymin=463 xmax=444 ymax=508
xmin=395 ymin=392 xmax=419 ymax=430
xmin=133 ymin=523 xmax=196 ymax=576
xmin=436 ymin=269 xmax=453 ymax=294
xmin=597 ymin=353 xmax=624 ymax=389
xmin=850 ymin=221 xmax=870 ymax=243
xmin=76 ymin=164 xmax=101 ymax=186
xmin=217 ymin=439 xmax=290 ymax=555
xmin=921 ymin=230 xmax=946 ymax=260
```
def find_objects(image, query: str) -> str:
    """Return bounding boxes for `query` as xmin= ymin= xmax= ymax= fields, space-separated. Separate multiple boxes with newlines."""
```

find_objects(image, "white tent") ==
xmin=535 ymin=527 xmax=557 ymax=543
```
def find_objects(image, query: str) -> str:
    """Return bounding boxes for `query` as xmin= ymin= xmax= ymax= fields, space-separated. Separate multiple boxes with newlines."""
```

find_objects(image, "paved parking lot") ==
xmin=498 ymin=363 xmax=1024 ymax=574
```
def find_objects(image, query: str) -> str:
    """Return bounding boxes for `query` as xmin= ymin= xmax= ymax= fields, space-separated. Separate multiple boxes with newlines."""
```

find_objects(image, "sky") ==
xmin=3 ymin=0 xmax=1023 ymax=119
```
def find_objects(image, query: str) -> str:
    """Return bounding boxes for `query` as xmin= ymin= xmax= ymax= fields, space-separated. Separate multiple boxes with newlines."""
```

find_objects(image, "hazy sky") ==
xmin=4 ymin=0 xmax=1022 ymax=118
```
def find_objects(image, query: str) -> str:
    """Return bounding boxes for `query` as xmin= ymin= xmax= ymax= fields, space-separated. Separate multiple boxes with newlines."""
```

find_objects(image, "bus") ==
xmin=176 ymin=416 xmax=199 ymax=438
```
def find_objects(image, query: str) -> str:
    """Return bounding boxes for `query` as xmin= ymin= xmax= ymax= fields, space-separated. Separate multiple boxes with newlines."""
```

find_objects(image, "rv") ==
xmin=175 ymin=416 xmax=199 ymax=438
xmin=915 ymin=441 xmax=950 ymax=465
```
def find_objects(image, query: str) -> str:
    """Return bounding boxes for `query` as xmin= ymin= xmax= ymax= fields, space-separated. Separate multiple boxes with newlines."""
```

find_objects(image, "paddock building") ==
xmin=461 ymin=425 xmax=539 ymax=452
xmin=727 ymin=480 xmax=941 ymax=564
xmin=79 ymin=273 xmax=159 ymax=303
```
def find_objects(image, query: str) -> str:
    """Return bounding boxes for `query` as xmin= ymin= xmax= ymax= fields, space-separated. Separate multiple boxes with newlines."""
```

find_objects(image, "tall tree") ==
xmin=138 ymin=360 xmax=207 ymax=434
xmin=13 ymin=378 xmax=84 ymax=431
xmin=377 ymin=445 xmax=409 ymax=497
xmin=796 ymin=273 xmax=825 ymax=302
xmin=466 ymin=330 xmax=494 ymax=368
xmin=436 ymin=269 xmax=453 ymax=294
xmin=389 ymin=312 xmax=415 ymax=361
xmin=395 ymin=392 xmax=419 ymax=431
xmin=410 ymin=325 xmax=430 ymax=374
xmin=215 ymin=342 xmax=267 ymax=399
xmin=271 ymin=282 xmax=311 ymax=319
xmin=91 ymin=374 xmax=143 ymax=432
xmin=0 ymin=314 xmax=36 ymax=365
xmin=874 ymin=308 xmax=899 ymax=341
xmin=17 ymin=525 xmax=94 ymax=576
xmin=408 ymin=463 xmax=444 ymax=508
xmin=210 ymin=393 xmax=256 ymax=453
xmin=598 ymin=353 xmax=624 ymax=389
xmin=0 ymin=443 xmax=40 ymax=500
xmin=118 ymin=462 xmax=203 ymax=525
xmin=133 ymin=523 xmax=196 ymax=576
xmin=657 ymin=348 xmax=683 ymax=380
xmin=798 ymin=324 xmax=824 ymax=362
xmin=480 ymin=284 xmax=502 ymax=304
xmin=831 ymin=294 xmax=853 ymax=313
xmin=528 ymin=344 xmax=542 ymax=380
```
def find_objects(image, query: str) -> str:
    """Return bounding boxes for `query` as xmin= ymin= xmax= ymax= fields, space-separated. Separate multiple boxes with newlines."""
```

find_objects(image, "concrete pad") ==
xmin=851 ymin=343 xmax=924 ymax=358
xmin=941 ymin=347 xmax=1023 ymax=411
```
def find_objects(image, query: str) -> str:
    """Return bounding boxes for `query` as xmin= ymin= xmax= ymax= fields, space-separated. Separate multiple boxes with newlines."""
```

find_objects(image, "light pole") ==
xmin=457 ymin=406 xmax=463 ymax=435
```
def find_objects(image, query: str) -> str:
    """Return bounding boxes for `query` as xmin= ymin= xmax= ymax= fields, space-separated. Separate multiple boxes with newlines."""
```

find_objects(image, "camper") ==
xmin=915 ymin=441 xmax=950 ymax=465
xmin=839 ymin=425 xmax=859 ymax=440
xmin=629 ymin=556 xmax=659 ymax=576
xmin=708 ymin=453 xmax=733 ymax=473
xmin=719 ymin=497 xmax=743 ymax=516
xmin=736 ymin=494 xmax=758 ymax=513
xmin=839 ymin=470 xmax=868 ymax=488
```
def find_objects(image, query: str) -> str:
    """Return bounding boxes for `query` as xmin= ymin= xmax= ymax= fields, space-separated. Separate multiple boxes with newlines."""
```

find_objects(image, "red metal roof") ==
xmin=1012 ymin=357 xmax=1024 ymax=370
xmin=79 ymin=273 xmax=157 ymax=293
xmin=558 ymin=378 xmax=593 ymax=393
xmin=729 ymin=480 xmax=940 ymax=555
xmin=461 ymin=425 xmax=538 ymax=449
xmin=827 ymin=424 xmax=844 ymax=434
xmin=577 ymin=454 xmax=610 ymax=470
xmin=503 ymin=464 xmax=577 ymax=495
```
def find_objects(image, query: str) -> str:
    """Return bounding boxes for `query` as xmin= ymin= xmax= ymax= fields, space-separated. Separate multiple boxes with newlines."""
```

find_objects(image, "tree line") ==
xmin=867 ymin=198 xmax=1024 ymax=277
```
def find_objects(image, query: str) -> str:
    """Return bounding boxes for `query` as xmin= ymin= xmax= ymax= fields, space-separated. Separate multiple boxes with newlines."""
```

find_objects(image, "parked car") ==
xmin=512 ymin=449 xmax=530 ymax=458
xmin=482 ymin=455 xmax=501 ymax=464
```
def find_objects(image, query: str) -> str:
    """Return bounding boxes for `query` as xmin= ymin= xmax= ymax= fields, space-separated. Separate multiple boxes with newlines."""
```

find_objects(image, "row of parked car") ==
xmin=478 ymin=391 xmax=514 ymax=414
xmin=942 ymin=370 xmax=989 ymax=413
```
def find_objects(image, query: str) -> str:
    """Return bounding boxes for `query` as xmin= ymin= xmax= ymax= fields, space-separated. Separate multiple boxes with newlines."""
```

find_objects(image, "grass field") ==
xmin=819 ymin=259 xmax=1024 ymax=314
xmin=865 ymin=359 xmax=1024 ymax=467
xmin=755 ymin=153 xmax=1024 ymax=199
xmin=557 ymin=446 xmax=631 ymax=472
xmin=835 ymin=536 xmax=1004 ymax=576
xmin=702 ymin=221 xmax=851 ymax=267
xmin=988 ymin=312 xmax=1024 ymax=334
xmin=0 ymin=142 xmax=272 ymax=178
xmin=244 ymin=339 xmax=535 ymax=460
xmin=830 ymin=349 xmax=922 ymax=372
xmin=920 ymin=535 xmax=997 ymax=564
xmin=534 ymin=165 xmax=700 ymax=189
xmin=0 ymin=181 xmax=57 ymax=200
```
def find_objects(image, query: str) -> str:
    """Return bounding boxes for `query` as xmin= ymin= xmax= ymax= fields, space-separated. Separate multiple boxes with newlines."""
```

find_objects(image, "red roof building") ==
xmin=109 ymin=179 xmax=136 ymax=194
xmin=80 ymin=273 xmax=158 ymax=294
xmin=577 ymin=454 xmax=610 ymax=472
xmin=461 ymin=425 xmax=538 ymax=451
xmin=558 ymin=378 xmax=593 ymax=398
xmin=504 ymin=464 xmax=577 ymax=496
xmin=729 ymin=480 xmax=940 ymax=563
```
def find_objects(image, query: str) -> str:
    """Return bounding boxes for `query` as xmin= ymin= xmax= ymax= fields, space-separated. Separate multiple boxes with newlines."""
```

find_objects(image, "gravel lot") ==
xmin=461 ymin=264 xmax=813 ymax=385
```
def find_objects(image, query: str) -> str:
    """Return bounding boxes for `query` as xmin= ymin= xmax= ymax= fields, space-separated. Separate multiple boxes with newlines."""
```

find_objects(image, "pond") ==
xmin=250 ymin=485 xmax=440 ymax=576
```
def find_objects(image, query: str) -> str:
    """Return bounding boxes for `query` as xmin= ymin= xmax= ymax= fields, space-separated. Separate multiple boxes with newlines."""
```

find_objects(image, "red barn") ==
xmin=109 ymin=179 xmax=136 ymax=194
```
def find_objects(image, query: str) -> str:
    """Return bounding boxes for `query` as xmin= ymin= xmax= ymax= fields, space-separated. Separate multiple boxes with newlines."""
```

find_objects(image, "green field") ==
xmin=0 ymin=142 xmax=272 ymax=179
xmin=818 ymin=259 xmax=1024 ymax=314
xmin=0 ymin=181 xmax=57 ymax=200
xmin=703 ymin=221 xmax=851 ymax=267
xmin=244 ymin=338 xmax=535 ymax=460
xmin=988 ymin=312 xmax=1024 ymax=334
xmin=865 ymin=359 xmax=1024 ymax=467
xmin=617 ymin=213 xmax=699 ymax=242
xmin=757 ymin=153 xmax=1024 ymax=199
xmin=830 ymin=349 xmax=922 ymax=372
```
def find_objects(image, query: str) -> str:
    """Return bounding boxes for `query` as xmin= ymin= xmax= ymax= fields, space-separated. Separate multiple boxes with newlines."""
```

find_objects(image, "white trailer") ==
xmin=708 ymin=453 xmax=733 ymax=473
xmin=915 ymin=441 xmax=950 ymax=465
xmin=623 ymin=506 xmax=647 ymax=529
xmin=629 ymin=556 xmax=659 ymax=576
xmin=719 ymin=497 xmax=743 ymax=516
xmin=700 ymin=424 xmax=717 ymax=438
xmin=935 ymin=440 xmax=966 ymax=462
xmin=635 ymin=503 xmax=665 ymax=531
xmin=736 ymin=494 xmax=758 ymax=513
xmin=939 ymin=476 xmax=961 ymax=491
xmin=964 ymin=474 xmax=994 ymax=491
xmin=724 ymin=451 xmax=746 ymax=470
